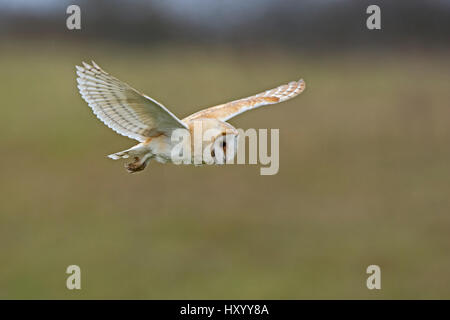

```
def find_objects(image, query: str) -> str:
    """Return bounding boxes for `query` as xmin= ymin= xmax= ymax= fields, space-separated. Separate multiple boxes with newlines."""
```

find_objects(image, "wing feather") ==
xmin=184 ymin=79 xmax=305 ymax=122
xmin=76 ymin=61 xmax=187 ymax=142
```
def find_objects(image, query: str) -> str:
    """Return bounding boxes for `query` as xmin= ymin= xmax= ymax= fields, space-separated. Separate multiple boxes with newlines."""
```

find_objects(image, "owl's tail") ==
xmin=107 ymin=149 xmax=131 ymax=160
xmin=107 ymin=144 xmax=148 ymax=160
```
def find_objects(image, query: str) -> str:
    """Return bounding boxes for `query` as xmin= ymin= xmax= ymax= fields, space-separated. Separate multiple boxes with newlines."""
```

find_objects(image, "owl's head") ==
xmin=209 ymin=130 xmax=239 ymax=164
xmin=187 ymin=118 xmax=239 ymax=165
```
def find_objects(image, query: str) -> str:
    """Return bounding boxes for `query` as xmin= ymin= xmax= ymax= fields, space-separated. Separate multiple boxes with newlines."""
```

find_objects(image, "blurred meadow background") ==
xmin=0 ymin=0 xmax=450 ymax=299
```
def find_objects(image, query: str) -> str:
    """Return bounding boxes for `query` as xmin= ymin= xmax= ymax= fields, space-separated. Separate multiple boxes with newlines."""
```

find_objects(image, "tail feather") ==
xmin=108 ymin=150 xmax=130 ymax=160
xmin=107 ymin=144 xmax=148 ymax=160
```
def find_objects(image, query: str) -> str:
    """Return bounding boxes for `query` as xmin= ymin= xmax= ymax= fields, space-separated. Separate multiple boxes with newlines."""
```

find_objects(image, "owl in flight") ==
xmin=76 ymin=62 xmax=305 ymax=172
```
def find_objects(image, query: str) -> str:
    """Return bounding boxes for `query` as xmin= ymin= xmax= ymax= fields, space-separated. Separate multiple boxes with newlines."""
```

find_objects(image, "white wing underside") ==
xmin=76 ymin=61 xmax=187 ymax=142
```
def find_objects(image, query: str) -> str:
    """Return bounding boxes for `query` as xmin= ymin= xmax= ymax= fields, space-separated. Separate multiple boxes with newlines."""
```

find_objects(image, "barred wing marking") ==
xmin=76 ymin=61 xmax=187 ymax=142
xmin=184 ymin=79 xmax=305 ymax=122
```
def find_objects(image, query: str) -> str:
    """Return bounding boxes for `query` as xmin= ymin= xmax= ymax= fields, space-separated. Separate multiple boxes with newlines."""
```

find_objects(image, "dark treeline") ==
xmin=1 ymin=0 xmax=449 ymax=50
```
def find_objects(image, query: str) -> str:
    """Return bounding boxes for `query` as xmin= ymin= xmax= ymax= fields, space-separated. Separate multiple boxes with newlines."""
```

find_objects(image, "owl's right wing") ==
xmin=76 ymin=61 xmax=187 ymax=142
xmin=184 ymin=79 xmax=305 ymax=122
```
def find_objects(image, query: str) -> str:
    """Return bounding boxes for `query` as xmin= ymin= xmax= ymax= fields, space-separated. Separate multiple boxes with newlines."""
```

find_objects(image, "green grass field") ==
xmin=1 ymin=41 xmax=449 ymax=299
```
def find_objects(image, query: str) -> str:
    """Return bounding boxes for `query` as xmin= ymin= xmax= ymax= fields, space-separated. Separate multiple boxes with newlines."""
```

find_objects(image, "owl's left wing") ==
xmin=184 ymin=79 xmax=305 ymax=122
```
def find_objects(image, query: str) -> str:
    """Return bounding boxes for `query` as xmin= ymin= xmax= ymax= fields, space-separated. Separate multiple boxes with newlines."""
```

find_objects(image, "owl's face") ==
xmin=209 ymin=131 xmax=239 ymax=164
xmin=187 ymin=118 xmax=238 ymax=165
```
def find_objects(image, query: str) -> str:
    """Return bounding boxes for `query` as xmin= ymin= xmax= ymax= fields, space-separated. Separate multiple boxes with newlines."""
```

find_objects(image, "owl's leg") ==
xmin=125 ymin=153 xmax=153 ymax=173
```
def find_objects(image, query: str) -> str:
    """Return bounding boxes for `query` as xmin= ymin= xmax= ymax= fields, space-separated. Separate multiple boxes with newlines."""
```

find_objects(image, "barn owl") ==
xmin=76 ymin=61 xmax=305 ymax=172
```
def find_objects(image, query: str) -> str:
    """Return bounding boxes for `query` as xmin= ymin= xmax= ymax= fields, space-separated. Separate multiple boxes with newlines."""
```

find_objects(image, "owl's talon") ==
xmin=125 ymin=157 xmax=149 ymax=173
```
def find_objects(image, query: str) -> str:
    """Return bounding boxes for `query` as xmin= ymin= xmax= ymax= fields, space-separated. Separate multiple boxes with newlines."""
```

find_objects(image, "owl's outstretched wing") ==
xmin=184 ymin=79 xmax=305 ymax=122
xmin=76 ymin=61 xmax=187 ymax=142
